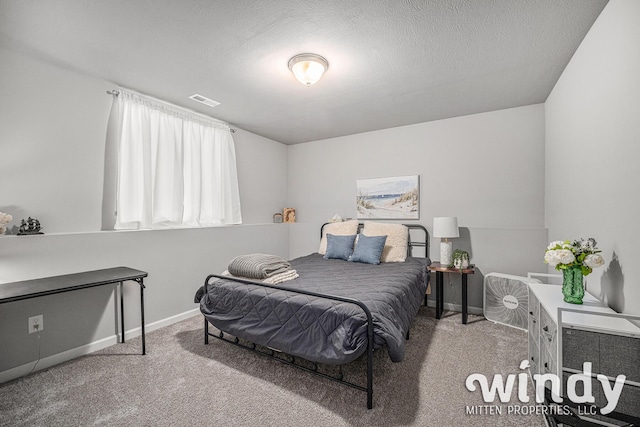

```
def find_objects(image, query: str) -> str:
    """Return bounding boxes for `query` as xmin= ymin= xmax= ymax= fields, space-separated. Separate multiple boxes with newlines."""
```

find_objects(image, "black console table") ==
xmin=0 ymin=267 xmax=148 ymax=354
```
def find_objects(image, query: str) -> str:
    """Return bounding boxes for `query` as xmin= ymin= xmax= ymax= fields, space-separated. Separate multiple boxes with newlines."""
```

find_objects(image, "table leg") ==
xmin=139 ymin=279 xmax=146 ymax=355
xmin=436 ymin=271 xmax=443 ymax=319
xmin=424 ymin=272 xmax=429 ymax=306
xmin=120 ymin=281 xmax=125 ymax=343
xmin=462 ymin=273 xmax=468 ymax=324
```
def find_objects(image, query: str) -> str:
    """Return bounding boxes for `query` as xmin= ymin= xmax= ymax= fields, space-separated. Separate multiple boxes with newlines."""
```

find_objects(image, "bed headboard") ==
xmin=320 ymin=222 xmax=429 ymax=259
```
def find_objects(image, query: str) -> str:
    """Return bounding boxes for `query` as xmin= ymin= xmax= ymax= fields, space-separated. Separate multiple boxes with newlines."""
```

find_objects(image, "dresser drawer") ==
xmin=540 ymin=306 xmax=557 ymax=351
xmin=528 ymin=335 xmax=540 ymax=376
xmin=562 ymin=328 xmax=600 ymax=373
xmin=562 ymin=373 xmax=640 ymax=418
xmin=528 ymin=315 xmax=538 ymax=345
xmin=613 ymin=381 xmax=640 ymax=418
xmin=528 ymin=288 xmax=540 ymax=319
xmin=528 ymin=289 xmax=540 ymax=346
xmin=599 ymin=333 xmax=640 ymax=384
xmin=540 ymin=345 xmax=557 ymax=375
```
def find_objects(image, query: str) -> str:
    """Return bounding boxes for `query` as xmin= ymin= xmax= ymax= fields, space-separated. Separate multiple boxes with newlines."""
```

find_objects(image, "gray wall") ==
xmin=0 ymin=46 xmax=289 ymax=376
xmin=287 ymin=104 xmax=549 ymax=312
xmin=0 ymin=46 xmax=289 ymax=233
xmin=0 ymin=225 xmax=289 ymax=373
xmin=545 ymin=0 xmax=640 ymax=315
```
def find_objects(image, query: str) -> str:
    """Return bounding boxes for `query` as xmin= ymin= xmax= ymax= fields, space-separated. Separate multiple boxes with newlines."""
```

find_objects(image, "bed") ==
xmin=194 ymin=221 xmax=430 ymax=408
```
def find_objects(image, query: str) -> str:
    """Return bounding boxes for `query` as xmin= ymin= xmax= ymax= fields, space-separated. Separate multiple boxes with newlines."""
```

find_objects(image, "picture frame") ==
xmin=356 ymin=175 xmax=419 ymax=220
xmin=283 ymin=208 xmax=296 ymax=223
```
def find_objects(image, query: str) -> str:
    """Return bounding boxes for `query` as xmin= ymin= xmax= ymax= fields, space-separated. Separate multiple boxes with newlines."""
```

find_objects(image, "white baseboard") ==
xmin=0 ymin=335 xmax=118 ymax=384
xmin=0 ymin=308 xmax=201 ymax=384
xmin=424 ymin=299 xmax=484 ymax=316
xmin=118 ymin=307 xmax=201 ymax=339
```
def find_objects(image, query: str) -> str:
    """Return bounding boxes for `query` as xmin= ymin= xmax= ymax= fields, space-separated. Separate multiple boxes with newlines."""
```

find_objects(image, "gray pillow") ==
xmin=323 ymin=234 xmax=357 ymax=261
xmin=349 ymin=234 xmax=387 ymax=265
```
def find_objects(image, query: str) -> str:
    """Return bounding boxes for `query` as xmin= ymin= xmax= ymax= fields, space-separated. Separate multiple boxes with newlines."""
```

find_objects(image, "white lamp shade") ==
xmin=288 ymin=54 xmax=328 ymax=86
xmin=433 ymin=217 xmax=459 ymax=239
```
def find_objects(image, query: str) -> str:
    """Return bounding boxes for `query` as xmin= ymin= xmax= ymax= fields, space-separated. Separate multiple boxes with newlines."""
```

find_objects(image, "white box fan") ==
xmin=483 ymin=273 xmax=541 ymax=331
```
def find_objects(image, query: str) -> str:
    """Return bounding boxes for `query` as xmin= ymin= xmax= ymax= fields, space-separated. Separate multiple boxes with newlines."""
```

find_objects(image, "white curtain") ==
xmin=113 ymin=89 xmax=242 ymax=229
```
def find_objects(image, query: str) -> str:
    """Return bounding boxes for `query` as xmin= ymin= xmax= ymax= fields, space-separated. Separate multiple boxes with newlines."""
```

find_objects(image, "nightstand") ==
xmin=427 ymin=262 xmax=476 ymax=324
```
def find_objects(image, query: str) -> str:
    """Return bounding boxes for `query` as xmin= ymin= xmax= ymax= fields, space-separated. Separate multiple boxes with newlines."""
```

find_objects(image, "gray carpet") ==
xmin=0 ymin=307 xmax=544 ymax=426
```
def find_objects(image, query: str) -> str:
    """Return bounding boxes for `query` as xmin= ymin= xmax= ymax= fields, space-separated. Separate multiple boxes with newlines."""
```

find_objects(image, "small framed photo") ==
xmin=283 ymin=208 xmax=296 ymax=223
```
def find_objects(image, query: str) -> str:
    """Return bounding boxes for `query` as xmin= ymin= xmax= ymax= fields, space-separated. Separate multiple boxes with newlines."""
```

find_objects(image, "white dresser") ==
xmin=528 ymin=283 xmax=640 ymax=424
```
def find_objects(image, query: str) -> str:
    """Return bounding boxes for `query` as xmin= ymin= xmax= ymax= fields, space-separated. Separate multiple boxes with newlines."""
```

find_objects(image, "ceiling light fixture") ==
xmin=288 ymin=53 xmax=329 ymax=86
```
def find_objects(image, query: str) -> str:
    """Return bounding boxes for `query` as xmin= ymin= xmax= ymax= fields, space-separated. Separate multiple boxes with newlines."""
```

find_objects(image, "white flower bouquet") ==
xmin=544 ymin=238 xmax=605 ymax=276
xmin=0 ymin=212 xmax=13 ymax=234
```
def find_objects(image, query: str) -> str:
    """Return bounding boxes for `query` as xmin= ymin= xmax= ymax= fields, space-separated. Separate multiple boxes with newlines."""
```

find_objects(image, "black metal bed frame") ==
xmin=201 ymin=223 xmax=429 ymax=409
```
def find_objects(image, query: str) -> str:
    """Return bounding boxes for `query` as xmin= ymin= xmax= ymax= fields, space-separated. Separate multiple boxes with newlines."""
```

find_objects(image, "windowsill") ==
xmin=0 ymin=222 xmax=288 ymax=238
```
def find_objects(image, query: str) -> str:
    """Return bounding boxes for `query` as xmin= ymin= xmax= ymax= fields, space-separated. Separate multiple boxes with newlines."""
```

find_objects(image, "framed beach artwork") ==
xmin=356 ymin=175 xmax=420 ymax=219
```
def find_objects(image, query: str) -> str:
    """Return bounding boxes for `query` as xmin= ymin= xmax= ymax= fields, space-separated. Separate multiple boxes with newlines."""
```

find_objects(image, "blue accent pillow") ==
xmin=323 ymin=234 xmax=357 ymax=261
xmin=349 ymin=234 xmax=388 ymax=265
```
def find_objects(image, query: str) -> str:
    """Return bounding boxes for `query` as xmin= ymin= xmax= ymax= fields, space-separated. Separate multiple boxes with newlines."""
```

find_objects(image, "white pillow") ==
xmin=318 ymin=220 xmax=359 ymax=255
xmin=362 ymin=221 xmax=409 ymax=262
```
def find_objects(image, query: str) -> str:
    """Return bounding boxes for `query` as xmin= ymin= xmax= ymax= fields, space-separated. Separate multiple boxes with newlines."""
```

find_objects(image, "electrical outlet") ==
xmin=28 ymin=315 xmax=43 ymax=334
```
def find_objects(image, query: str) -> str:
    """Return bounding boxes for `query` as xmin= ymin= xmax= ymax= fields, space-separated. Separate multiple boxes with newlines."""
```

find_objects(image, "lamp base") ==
xmin=440 ymin=241 xmax=453 ymax=266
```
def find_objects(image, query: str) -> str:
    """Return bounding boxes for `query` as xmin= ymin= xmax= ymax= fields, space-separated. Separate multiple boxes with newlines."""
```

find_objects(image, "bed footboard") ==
xmin=202 ymin=273 xmax=375 ymax=409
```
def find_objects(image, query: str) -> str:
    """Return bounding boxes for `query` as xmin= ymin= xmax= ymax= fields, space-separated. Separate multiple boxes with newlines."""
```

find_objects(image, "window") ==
xmin=112 ymin=89 xmax=242 ymax=229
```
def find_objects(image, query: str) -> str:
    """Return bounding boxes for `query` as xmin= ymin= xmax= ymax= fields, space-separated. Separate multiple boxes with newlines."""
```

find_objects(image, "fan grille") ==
xmin=484 ymin=273 xmax=540 ymax=331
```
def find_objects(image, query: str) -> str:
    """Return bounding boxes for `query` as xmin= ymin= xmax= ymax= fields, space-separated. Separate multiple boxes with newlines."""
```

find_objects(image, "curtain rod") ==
xmin=106 ymin=89 xmax=236 ymax=133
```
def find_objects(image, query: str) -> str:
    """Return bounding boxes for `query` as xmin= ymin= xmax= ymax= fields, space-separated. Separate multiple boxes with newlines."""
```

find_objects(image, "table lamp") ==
xmin=433 ymin=217 xmax=459 ymax=266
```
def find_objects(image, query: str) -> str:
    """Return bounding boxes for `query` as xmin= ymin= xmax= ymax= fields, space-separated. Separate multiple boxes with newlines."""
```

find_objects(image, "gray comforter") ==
xmin=195 ymin=253 xmax=428 ymax=365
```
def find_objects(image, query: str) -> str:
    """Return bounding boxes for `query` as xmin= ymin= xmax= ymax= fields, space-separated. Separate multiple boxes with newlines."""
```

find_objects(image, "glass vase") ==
xmin=562 ymin=266 xmax=585 ymax=304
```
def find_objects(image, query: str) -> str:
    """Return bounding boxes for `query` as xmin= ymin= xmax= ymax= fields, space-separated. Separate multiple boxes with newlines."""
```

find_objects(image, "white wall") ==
xmin=0 ymin=46 xmax=290 ymax=376
xmin=287 ymin=105 xmax=548 ymax=311
xmin=288 ymin=104 xmax=545 ymax=228
xmin=0 ymin=46 xmax=111 ymax=233
xmin=234 ymin=129 xmax=288 ymax=225
xmin=545 ymin=0 xmax=640 ymax=314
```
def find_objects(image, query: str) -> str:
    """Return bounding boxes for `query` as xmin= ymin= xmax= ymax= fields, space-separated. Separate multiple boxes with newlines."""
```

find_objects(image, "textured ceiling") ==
xmin=0 ymin=0 xmax=608 ymax=144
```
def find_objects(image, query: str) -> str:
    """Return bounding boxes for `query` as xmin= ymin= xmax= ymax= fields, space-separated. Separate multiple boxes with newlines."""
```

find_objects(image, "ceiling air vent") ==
xmin=188 ymin=93 xmax=220 ymax=108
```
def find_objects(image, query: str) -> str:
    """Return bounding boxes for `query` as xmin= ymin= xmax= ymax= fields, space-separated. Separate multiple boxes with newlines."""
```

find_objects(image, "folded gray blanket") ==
xmin=227 ymin=253 xmax=291 ymax=279
xmin=222 ymin=269 xmax=298 ymax=284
